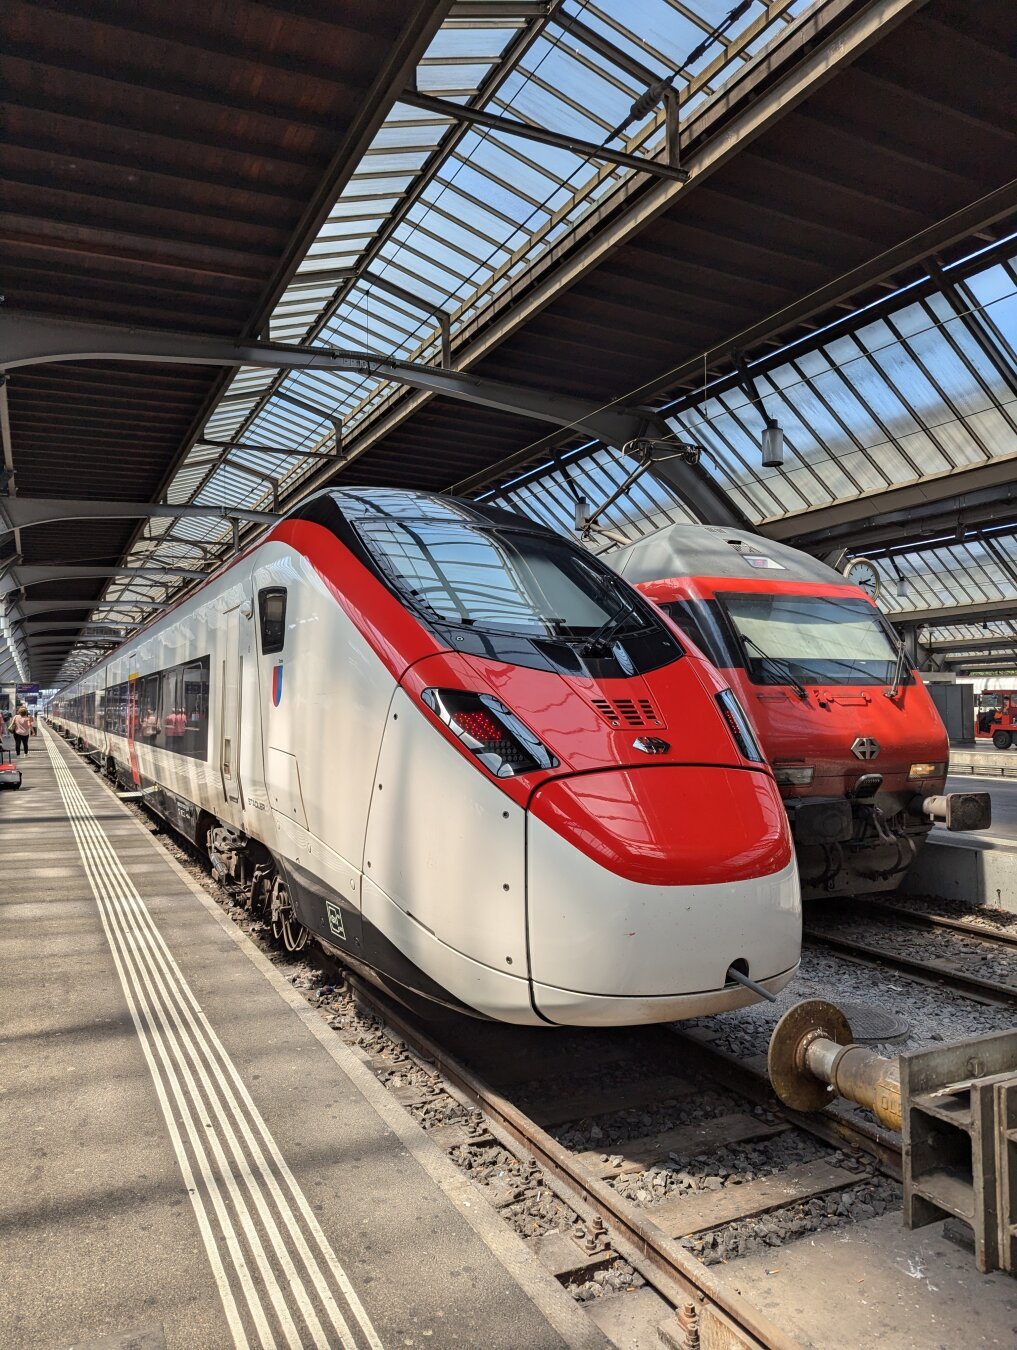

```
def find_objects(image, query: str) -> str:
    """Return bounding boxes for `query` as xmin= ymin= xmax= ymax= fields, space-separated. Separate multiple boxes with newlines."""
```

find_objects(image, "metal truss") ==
xmin=0 ymin=565 xmax=207 ymax=596
xmin=399 ymin=90 xmax=689 ymax=182
xmin=0 ymin=497 xmax=278 ymax=538
xmin=0 ymin=311 xmax=655 ymax=451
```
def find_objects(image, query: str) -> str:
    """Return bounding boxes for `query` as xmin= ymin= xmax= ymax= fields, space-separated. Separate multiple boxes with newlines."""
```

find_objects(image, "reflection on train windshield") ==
xmin=354 ymin=517 xmax=646 ymax=639
xmin=720 ymin=592 xmax=902 ymax=686
xmin=980 ymin=693 xmax=1005 ymax=710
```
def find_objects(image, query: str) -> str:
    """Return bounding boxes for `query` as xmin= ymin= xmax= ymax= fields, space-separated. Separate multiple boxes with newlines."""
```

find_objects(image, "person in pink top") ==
xmin=11 ymin=705 xmax=34 ymax=757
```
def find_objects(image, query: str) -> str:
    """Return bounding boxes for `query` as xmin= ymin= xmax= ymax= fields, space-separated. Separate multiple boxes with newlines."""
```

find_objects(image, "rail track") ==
xmin=803 ymin=897 xmax=1017 ymax=1008
xmin=329 ymin=968 xmax=904 ymax=1350
xmin=849 ymin=895 xmax=1017 ymax=947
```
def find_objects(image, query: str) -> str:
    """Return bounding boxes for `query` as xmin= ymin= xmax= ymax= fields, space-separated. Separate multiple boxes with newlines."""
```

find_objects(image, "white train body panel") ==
xmin=50 ymin=489 xmax=802 ymax=1027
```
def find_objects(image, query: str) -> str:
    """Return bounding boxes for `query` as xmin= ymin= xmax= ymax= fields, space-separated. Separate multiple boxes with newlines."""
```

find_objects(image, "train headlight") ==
xmin=908 ymin=761 xmax=946 ymax=780
xmin=773 ymin=763 xmax=815 ymax=785
xmin=716 ymin=689 xmax=766 ymax=763
xmin=421 ymin=689 xmax=558 ymax=778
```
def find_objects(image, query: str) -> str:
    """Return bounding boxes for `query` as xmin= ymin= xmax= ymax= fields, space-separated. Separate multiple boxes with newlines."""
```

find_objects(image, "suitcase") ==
xmin=0 ymin=745 xmax=23 ymax=789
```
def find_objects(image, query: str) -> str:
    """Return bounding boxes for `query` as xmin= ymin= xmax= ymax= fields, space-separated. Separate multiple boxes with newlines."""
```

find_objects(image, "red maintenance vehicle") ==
xmin=975 ymin=690 xmax=1017 ymax=748
xmin=611 ymin=525 xmax=991 ymax=901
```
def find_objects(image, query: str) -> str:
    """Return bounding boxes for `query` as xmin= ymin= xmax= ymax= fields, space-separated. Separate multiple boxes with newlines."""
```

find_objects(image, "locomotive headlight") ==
xmin=421 ymin=688 xmax=558 ymax=778
xmin=773 ymin=763 xmax=815 ymax=785
xmin=908 ymin=761 xmax=946 ymax=780
xmin=716 ymin=689 xmax=766 ymax=763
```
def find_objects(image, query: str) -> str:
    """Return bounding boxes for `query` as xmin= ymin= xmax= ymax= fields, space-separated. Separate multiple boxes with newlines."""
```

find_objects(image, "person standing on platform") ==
xmin=11 ymin=705 xmax=33 ymax=757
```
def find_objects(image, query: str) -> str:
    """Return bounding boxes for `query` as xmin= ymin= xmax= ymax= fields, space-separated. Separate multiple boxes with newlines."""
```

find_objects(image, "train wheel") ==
xmin=269 ymin=875 xmax=309 ymax=952
xmin=993 ymin=730 xmax=1012 ymax=750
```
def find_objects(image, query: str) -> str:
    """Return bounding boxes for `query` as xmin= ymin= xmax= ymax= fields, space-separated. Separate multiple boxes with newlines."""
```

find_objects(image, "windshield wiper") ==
xmin=580 ymin=592 xmax=644 ymax=654
xmin=741 ymin=634 xmax=809 ymax=702
xmin=884 ymin=638 xmax=909 ymax=700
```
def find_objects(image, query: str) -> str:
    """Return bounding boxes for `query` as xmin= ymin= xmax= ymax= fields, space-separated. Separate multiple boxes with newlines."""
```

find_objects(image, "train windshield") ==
xmin=353 ymin=515 xmax=651 ymax=640
xmin=719 ymin=592 xmax=903 ymax=686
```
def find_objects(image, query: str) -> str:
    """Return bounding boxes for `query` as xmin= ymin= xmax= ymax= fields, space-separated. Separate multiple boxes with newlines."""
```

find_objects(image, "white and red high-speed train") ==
xmin=49 ymin=488 xmax=801 ymax=1026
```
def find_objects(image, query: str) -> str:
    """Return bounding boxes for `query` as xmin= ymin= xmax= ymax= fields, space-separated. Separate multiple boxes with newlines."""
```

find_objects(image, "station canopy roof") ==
xmin=1 ymin=0 xmax=1015 ymax=684
xmin=489 ymin=236 xmax=1017 ymax=651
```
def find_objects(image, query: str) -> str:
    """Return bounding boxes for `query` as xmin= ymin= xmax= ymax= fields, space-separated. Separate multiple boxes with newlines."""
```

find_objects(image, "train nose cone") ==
xmin=524 ymin=766 xmax=799 ymax=1015
xmin=528 ymin=764 xmax=793 ymax=886
xmin=525 ymin=765 xmax=800 ymax=1019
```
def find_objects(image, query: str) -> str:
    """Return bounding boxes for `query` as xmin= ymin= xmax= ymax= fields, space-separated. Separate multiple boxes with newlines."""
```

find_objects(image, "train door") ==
xmin=126 ymin=672 xmax=141 ymax=786
xmin=238 ymin=623 xmax=268 ymax=820
xmin=219 ymin=605 xmax=243 ymax=806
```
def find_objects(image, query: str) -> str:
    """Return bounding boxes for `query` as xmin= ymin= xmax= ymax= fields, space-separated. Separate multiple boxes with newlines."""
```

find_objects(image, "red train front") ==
xmin=612 ymin=525 xmax=990 ymax=901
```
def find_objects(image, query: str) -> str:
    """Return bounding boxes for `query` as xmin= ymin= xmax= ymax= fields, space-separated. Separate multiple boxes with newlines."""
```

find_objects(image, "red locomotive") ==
xmin=612 ymin=525 xmax=990 ymax=900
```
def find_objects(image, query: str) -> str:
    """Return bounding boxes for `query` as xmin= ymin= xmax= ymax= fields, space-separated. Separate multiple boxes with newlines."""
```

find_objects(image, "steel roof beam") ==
xmin=400 ymin=90 xmax=690 ymax=183
xmin=0 ymin=312 xmax=651 ymax=450
xmin=892 ymin=597 xmax=1017 ymax=627
xmin=363 ymin=269 xmax=451 ymax=367
xmin=761 ymin=457 xmax=1017 ymax=550
xmin=198 ymin=438 xmax=340 ymax=463
xmin=10 ymin=600 xmax=170 ymax=615
xmin=927 ymin=635 xmax=1017 ymax=654
xmin=0 ymin=497 xmax=279 ymax=538
xmin=0 ymin=566 xmax=206 ymax=597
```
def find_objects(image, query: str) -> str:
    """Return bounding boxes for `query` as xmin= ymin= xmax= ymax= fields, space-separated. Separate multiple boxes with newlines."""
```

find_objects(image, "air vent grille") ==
xmin=591 ymin=697 xmax=662 ymax=727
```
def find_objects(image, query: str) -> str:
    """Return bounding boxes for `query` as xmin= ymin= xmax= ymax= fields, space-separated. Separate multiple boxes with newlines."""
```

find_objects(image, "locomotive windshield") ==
xmin=353 ymin=515 xmax=652 ymax=641
xmin=719 ymin=592 xmax=905 ymax=686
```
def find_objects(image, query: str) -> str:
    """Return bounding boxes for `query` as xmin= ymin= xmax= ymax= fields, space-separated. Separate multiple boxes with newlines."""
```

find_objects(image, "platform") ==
xmin=948 ymin=745 xmax=1017 ymax=778
xmin=730 ymin=1211 xmax=1017 ymax=1349
xmin=0 ymin=727 xmax=604 ymax=1350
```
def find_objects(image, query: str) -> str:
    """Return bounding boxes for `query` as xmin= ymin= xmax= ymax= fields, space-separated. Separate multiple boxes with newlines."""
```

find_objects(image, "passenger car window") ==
xmin=258 ymin=588 xmax=287 ymax=654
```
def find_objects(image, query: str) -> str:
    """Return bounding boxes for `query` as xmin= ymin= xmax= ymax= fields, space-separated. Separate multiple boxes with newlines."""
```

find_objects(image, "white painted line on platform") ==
xmin=44 ymin=729 xmax=383 ymax=1350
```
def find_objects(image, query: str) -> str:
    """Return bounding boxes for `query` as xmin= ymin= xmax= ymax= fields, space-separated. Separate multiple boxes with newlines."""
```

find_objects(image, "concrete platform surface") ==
xmin=730 ymin=1213 xmax=1017 ymax=1349
xmin=0 ymin=728 xmax=605 ymax=1350
xmin=949 ymin=743 xmax=1017 ymax=777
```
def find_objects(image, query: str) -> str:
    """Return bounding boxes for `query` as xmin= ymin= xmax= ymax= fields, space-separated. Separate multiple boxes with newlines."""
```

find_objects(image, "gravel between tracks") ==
xmin=678 ymin=1174 xmax=902 ymax=1266
xmin=807 ymin=905 xmax=1017 ymax=989
xmin=881 ymin=891 xmax=1017 ymax=938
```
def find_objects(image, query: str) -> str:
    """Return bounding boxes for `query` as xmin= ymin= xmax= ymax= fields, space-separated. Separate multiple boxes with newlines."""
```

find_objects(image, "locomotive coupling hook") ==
xmin=767 ymin=999 xmax=902 ymax=1132
xmin=726 ymin=964 xmax=777 ymax=1003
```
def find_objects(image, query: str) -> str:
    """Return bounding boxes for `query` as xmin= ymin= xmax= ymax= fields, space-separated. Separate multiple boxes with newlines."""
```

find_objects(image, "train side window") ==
xmin=105 ymin=681 xmax=127 ymax=736
xmin=139 ymin=674 xmax=162 ymax=745
xmin=258 ymin=587 xmax=287 ymax=655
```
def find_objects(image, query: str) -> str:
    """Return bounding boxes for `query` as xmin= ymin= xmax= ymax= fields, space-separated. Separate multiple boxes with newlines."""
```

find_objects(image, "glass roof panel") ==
xmin=73 ymin=1 xmax=879 ymax=680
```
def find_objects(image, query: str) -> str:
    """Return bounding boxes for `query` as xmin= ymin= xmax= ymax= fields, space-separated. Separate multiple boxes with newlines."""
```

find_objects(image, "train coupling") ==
xmin=917 ymin=790 xmax=991 ymax=831
xmin=767 ymin=998 xmax=901 ymax=1130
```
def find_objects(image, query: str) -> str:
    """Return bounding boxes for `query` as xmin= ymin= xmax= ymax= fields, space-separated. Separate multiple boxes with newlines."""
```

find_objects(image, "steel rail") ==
xmin=803 ymin=926 xmax=1017 ymax=1008
xmin=342 ymin=973 xmax=799 ymax=1350
xmin=849 ymin=896 xmax=1017 ymax=948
